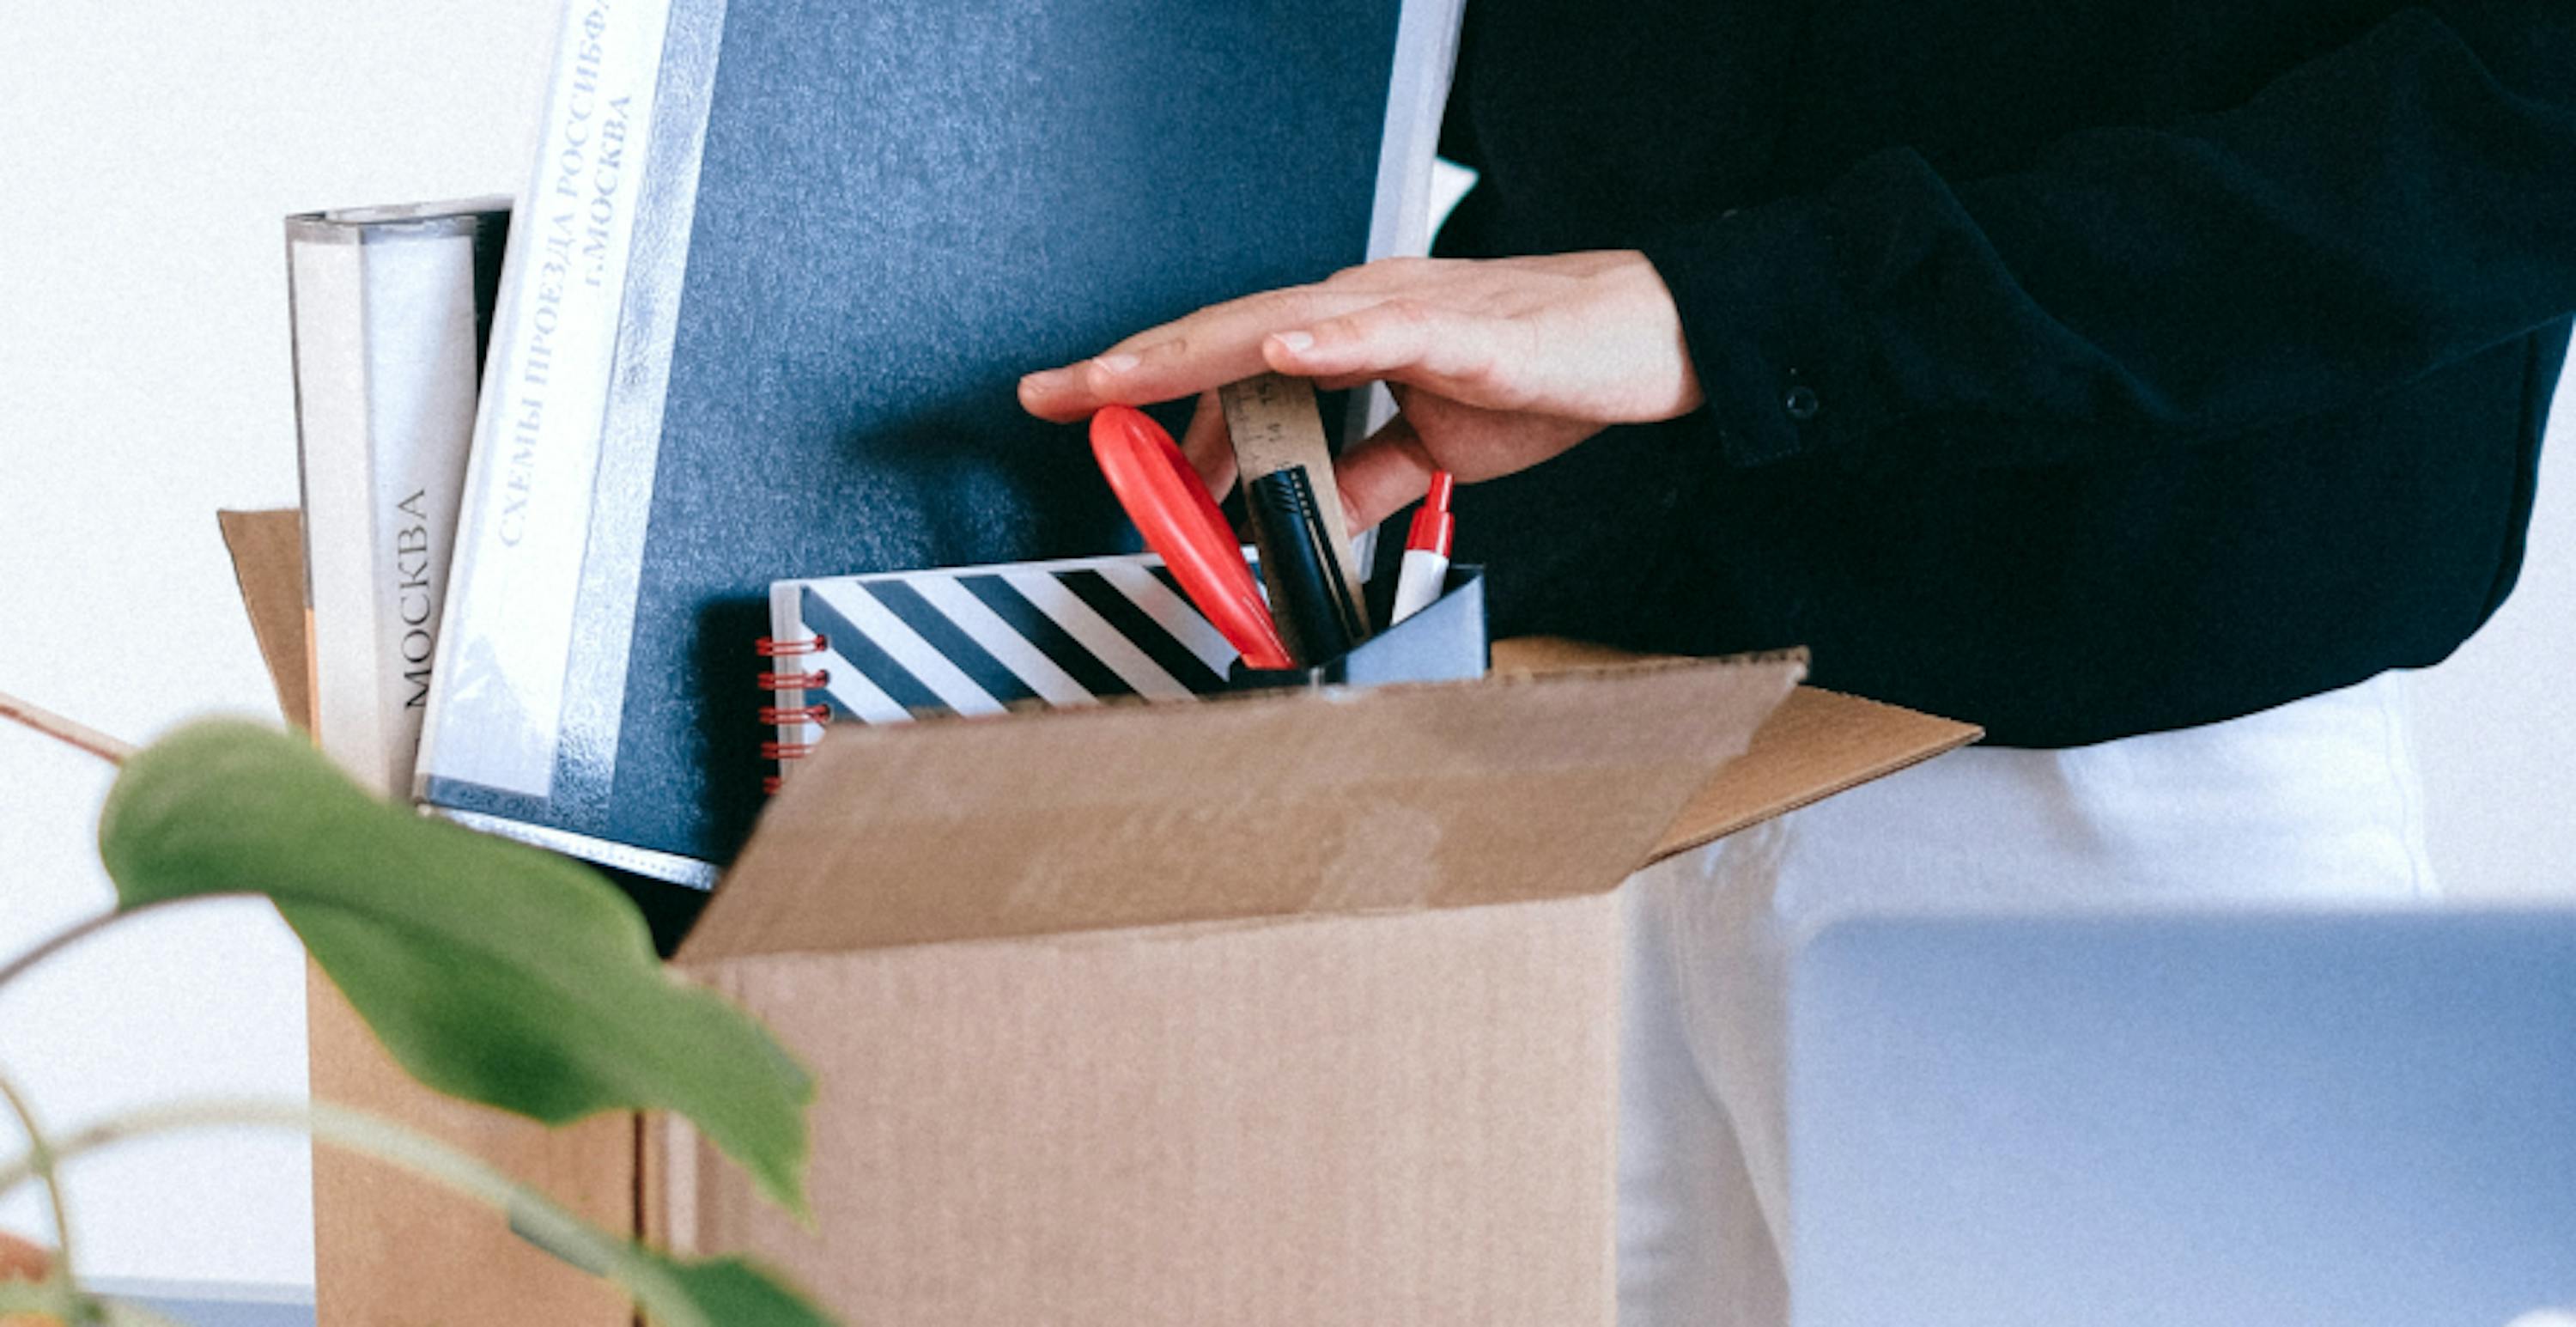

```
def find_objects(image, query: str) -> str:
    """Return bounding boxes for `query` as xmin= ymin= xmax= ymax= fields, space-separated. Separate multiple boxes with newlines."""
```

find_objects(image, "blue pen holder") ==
xmin=1228 ymin=565 xmax=1488 ymax=691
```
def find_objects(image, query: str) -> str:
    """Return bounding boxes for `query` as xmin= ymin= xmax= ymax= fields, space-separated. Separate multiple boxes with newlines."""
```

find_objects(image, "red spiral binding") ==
xmin=755 ymin=633 xmax=829 ymax=657
xmin=758 ymin=636 xmax=831 ymax=794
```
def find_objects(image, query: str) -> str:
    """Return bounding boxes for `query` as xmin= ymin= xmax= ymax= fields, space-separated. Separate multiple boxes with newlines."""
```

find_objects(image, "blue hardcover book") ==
xmin=416 ymin=0 xmax=1461 ymax=886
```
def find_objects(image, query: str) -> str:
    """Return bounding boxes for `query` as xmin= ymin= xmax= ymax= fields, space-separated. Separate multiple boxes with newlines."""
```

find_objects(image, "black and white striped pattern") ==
xmin=766 ymin=552 xmax=1256 ymax=781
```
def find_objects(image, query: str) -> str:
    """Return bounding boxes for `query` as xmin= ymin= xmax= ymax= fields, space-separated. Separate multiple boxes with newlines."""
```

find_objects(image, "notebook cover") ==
xmin=762 ymin=551 xmax=1504 ymax=794
xmin=761 ymin=552 xmax=1247 ymax=793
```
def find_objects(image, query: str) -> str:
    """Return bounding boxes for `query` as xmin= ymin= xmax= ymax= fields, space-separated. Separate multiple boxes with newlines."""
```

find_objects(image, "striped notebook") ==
xmin=759 ymin=552 xmax=1257 ymax=789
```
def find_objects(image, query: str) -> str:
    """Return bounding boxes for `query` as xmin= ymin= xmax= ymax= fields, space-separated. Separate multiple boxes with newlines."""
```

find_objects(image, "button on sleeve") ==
xmin=1636 ymin=194 xmax=1887 ymax=467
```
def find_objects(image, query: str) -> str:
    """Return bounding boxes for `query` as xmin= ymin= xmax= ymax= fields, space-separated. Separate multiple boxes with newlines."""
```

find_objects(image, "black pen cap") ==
xmin=1244 ymin=467 xmax=1364 ymax=667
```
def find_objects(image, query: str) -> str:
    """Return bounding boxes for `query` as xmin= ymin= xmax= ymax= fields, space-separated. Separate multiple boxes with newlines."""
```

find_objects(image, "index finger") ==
xmin=1016 ymin=284 xmax=1370 ymax=422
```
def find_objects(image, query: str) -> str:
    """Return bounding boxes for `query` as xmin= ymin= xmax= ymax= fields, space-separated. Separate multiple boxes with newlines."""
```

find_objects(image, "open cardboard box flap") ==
xmin=692 ymin=651 xmax=1806 ymax=959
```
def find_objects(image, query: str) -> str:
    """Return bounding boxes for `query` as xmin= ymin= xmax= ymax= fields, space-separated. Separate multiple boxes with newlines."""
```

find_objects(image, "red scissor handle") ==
xmin=1090 ymin=405 xmax=1293 ymax=672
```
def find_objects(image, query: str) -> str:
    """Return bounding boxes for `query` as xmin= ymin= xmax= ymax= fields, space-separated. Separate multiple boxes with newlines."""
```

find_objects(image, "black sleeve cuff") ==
xmin=1635 ymin=192 xmax=1886 ymax=468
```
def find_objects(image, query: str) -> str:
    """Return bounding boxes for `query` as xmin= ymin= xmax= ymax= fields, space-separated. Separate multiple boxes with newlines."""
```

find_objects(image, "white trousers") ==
xmin=1614 ymin=672 xmax=2441 ymax=1327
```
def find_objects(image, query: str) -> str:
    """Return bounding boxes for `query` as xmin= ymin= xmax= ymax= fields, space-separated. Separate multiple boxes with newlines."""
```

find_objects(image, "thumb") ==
xmin=1334 ymin=412 xmax=1438 ymax=533
xmin=1176 ymin=389 xmax=1236 ymax=498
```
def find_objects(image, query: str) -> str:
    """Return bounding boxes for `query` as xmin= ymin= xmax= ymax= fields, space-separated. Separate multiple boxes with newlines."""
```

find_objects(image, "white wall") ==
xmin=0 ymin=1 xmax=558 ymax=1288
xmin=0 ymin=0 xmax=2567 ymax=1295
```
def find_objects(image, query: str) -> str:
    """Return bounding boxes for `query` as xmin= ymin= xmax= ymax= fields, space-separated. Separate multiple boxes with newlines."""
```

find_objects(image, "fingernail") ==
xmin=1020 ymin=368 xmax=1068 ymax=393
xmin=1095 ymin=352 xmax=1139 ymax=374
xmin=1270 ymin=331 xmax=1315 ymax=355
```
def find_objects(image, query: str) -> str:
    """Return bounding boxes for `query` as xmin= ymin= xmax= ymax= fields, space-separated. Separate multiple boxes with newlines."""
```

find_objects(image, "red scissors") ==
xmin=1089 ymin=405 xmax=1295 ymax=672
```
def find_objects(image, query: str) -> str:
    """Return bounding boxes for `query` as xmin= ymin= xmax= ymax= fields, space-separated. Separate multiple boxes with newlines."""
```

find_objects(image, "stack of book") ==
xmin=286 ymin=0 xmax=1464 ymax=899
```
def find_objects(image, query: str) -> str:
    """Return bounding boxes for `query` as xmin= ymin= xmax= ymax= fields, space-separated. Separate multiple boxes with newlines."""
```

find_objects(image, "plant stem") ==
xmin=0 ymin=691 xmax=134 ymax=765
xmin=0 ymin=1067 xmax=79 ymax=1312
xmin=0 ymin=898 xmax=194 ymax=1001
xmin=0 ymin=1098 xmax=713 ymax=1327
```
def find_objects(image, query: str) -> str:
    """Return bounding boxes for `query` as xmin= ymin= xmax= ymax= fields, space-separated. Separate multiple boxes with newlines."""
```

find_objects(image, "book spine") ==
xmin=1346 ymin=0 xmax=1467 ymax=551
xmin=287 ymin=211 xmax=502 ymax=797
xmin=1366 ymin=0 xmax=1466 ymax=268
xmin=416 ymin=0 xmax=677 ymax=801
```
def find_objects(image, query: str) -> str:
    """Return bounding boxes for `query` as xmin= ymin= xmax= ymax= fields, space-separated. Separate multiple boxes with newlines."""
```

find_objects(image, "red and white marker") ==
xmin=1387 ymin=470 xmax=1456 ymax=625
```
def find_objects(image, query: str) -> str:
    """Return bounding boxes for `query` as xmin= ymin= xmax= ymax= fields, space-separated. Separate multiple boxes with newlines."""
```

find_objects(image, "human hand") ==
xmin=1018 ymin=251 xmax=1703 ymax=530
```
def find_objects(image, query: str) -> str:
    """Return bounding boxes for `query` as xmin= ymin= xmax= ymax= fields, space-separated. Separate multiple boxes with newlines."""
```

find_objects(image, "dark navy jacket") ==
xmin=1437 ymin=0 xmax=2575 ymax=746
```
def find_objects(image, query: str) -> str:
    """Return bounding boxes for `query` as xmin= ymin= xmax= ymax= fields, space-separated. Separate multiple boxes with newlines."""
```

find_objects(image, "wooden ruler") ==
xmin=1218 ymin=374 xmax=1370 ymax=632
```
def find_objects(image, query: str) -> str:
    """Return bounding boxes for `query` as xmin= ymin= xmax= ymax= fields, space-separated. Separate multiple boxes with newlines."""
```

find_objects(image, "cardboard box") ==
xmin=220 ymin=508 xmax=1978 ymax=1325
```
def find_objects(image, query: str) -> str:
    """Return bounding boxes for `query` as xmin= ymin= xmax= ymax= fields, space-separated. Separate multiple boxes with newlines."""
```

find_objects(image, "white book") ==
xmin=285 ymin=198 xmax=509 ymax=797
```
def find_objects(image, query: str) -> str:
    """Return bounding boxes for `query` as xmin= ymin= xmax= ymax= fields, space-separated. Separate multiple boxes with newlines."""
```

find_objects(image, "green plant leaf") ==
xmin=94 ymin=720 xmax=813 ymax=1214
xmin=636 ymin=1251 xmax=840 ymax=1327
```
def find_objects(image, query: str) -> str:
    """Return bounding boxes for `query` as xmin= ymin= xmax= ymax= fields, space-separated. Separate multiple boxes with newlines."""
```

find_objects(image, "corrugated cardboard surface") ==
xmin=1492 ymin=638 xmax=1981 ymax=860
xmin=215 ymin=509 xmax=313 ymax=737
xmin=692 ymin=652 xmax=1805 ymax=960
xmin=221 ymin=508 xmax=1981 ymax=1327
xmin=674 ymin=898 xmax=1620 ymax=1324
xmin=303 ymin=966 xmax=638 ymax=1326
xmin=222 ymin=509 xmax=635 ymax=1327
xmin=661 ymin=641 xmax=1813 ymax=1324
xmin=1654 ymin=686 xmax=1978 ymax=857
